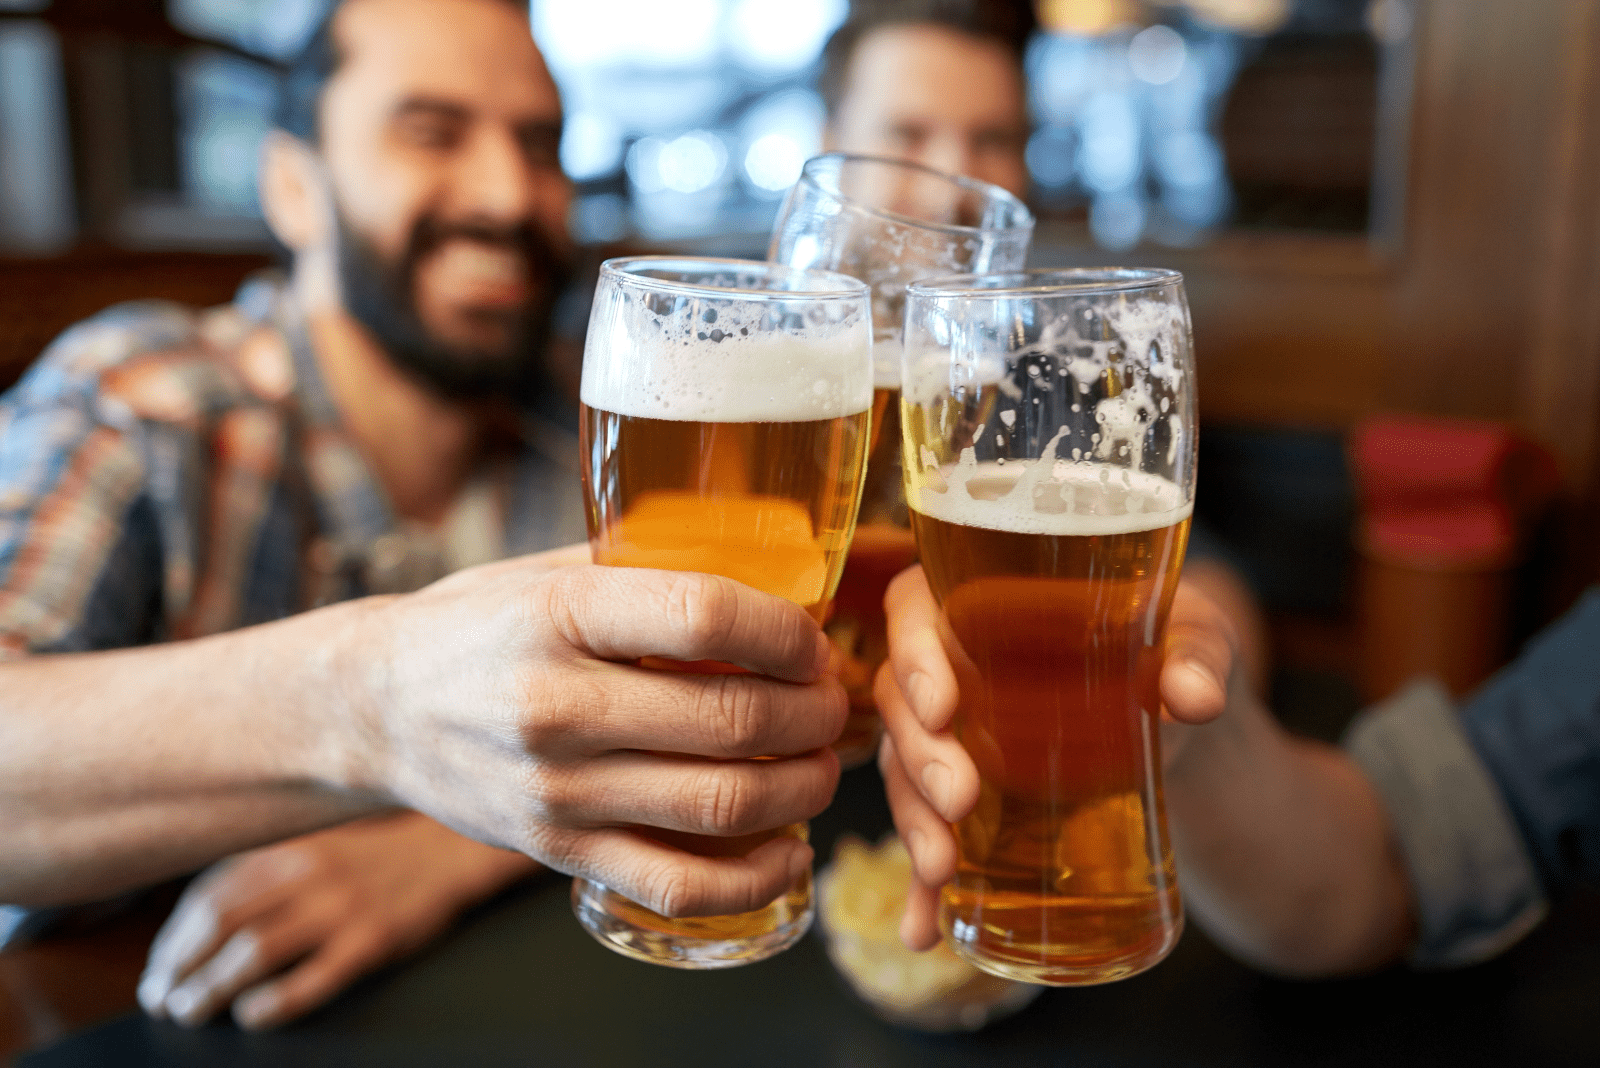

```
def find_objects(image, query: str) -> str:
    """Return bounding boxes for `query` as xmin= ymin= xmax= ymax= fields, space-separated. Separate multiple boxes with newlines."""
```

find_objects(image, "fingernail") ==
xmin=907 ymin=672 xmax=935 ymax=720
xmin=1182 ymin=659 xmax=1221 ymax=693
xmin=137 ymin=973 xmax=170 ymax=1016
xmin=905 ymin=828 xmax=927 ymax=874
xmin=166 ymin=984 xmax=203 ymax=1024
xmin=234 ymin=988 xmax=279 ymax=1031
xmin=921 ymin=761 xmax=953 ymax=815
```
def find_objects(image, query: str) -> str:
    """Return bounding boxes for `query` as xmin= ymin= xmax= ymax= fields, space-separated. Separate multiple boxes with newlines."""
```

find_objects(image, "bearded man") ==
xmin=0 ymin=0 xmax=845 ymax=1032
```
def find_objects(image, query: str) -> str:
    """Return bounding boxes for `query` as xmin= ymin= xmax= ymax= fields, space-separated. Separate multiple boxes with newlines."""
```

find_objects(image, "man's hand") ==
xmin=137 ymin=813 xmax=535 ymax=1030
xmin=336 ymin=554 xmax=848 ymax=922
xmin=874 ymin=566 xmax=1236 ymax=950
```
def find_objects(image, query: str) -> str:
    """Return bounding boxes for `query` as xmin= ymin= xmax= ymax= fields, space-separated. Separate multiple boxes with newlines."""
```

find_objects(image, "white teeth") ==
xmin=435 ymin=241 xmax=524 ymax=283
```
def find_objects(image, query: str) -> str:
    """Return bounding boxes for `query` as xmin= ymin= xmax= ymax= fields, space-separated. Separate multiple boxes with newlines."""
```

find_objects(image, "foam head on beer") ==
xmin=581 ymin=259 xmax=873 ymax=424
xmin=579 ymin=257 xmax=874 ymax=617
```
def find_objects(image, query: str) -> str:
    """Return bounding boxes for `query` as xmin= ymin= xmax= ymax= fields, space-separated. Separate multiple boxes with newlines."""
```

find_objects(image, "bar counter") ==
xmin=5 ymin=761 xmax=1598 ymax=1068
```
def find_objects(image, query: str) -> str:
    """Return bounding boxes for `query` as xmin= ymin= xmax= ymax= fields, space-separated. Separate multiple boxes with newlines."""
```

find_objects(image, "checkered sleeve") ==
xmin=0 ymin=327 xmax=166 ymax=659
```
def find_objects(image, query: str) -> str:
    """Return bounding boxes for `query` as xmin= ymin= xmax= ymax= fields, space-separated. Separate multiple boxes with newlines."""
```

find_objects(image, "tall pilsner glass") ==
xmin=901 ymin=269 xmax=1196 ymax=984
xmin=768 ymin=153 xmax=1033 ymax=765
xmin=574 ymin=256 xmax=873 ymax=968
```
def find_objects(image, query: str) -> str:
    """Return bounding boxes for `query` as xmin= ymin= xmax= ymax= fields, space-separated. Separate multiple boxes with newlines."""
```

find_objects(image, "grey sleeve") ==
xmin=1343 ymin=679 xmax=1548 ymax=969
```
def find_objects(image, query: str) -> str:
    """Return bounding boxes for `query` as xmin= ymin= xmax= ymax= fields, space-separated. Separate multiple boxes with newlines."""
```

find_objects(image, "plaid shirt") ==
xmin=0 ymin=273 xmax=588 ymax=663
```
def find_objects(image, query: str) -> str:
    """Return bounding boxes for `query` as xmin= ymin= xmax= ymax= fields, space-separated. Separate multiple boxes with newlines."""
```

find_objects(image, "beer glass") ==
xmin=769 ymin=153 xmax=1034 ymax=766
xmin=574 ymin=256 xmax=873 ymax=968
xmin=901 ymin=269 xmax=1196 ymax=985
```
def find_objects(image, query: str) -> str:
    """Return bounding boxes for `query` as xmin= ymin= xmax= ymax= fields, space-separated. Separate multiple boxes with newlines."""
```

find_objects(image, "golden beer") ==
xmin=826 ymin=387 xmax=917 ymax=758
xmin=768 ymin=154 xmax=1035 ymax=767
xmin=910 ymin=463 xmax=1190 ymax=984
xmin=577 ymin=407 xmax=868 ymax=948
xmin=573 ymin=255 xmax=873 ymax=968
xmin=901 ymin=265 xmax=1197 ymax=985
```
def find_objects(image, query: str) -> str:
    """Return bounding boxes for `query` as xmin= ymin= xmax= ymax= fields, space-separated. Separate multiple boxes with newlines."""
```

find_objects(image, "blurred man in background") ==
xmin=820 ymin=0 xmax=1034 ymax=200
xmin=819 ymin=0 xmax=1268 ymax=688
xmin=1 ymin=0 xmax=844 ymax=1032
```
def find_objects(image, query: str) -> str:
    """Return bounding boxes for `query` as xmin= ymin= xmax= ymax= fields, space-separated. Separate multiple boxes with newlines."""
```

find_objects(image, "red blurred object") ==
xmin=1349 ymin=416 xmax=1560 ymax=699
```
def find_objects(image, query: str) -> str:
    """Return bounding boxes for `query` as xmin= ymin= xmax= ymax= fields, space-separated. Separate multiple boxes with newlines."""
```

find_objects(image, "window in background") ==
xmin=1029 ymin=0 xmax=1402 ymax=250
xmin=533 ymin=0 xmax=845 ymax=247
xmin=168 ymin=0 xmax=323 ymax=61
xmin=0 ymin=19 xmax=74 ymax=253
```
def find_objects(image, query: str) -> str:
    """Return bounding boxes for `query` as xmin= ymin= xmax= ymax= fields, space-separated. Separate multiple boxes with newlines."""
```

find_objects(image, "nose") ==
xmin=453 ymin=126 xmax=541 ymax=225
xmin=922 ymin=133 xmax=976 ymax=187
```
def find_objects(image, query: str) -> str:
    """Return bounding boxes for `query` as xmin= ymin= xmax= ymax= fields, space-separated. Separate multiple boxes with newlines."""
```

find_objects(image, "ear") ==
xmin=258 ymin=131 xmax=331 ymax=253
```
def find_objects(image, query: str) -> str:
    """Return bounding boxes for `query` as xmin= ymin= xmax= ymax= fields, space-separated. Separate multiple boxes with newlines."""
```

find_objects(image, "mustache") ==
xmin=334 ymin=207 xmax=573 ymax=405
xmin=403 ymin=215 xmax=565 ymax=284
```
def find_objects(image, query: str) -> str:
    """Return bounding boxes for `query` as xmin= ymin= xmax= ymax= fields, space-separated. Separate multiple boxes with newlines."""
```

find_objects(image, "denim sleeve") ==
xmin=1458 ymin=589 xmax=1600 ymax=898
xmin=1344 ymin=679 xmax=1547 ymax=968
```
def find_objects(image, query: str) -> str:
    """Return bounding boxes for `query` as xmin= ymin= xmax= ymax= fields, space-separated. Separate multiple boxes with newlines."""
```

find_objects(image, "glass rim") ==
xmin=599 ymin=255 xmax=871 ymax=301
xmin=906 ymin=267 xmax=1185 ymax=299
xmin=796 ymin=152 xmax=1035 ymax=239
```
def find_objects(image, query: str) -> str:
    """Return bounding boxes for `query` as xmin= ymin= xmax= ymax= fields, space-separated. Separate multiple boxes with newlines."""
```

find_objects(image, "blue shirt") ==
xmin=1345 ymin=588 xmax=1600 ymax=966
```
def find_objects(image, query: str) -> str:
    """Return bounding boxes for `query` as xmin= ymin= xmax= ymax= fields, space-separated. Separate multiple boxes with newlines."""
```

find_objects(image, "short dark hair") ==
xmin=818 ymin=0 xmax=1038 ymax=117
xmin=273 ymin=0 xmax=528 ymax=143
xmin=274 ymin=4 xmax=341 ymax=142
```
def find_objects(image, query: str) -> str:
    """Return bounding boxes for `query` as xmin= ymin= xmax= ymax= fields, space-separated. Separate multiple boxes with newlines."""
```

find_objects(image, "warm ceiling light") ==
xmin=1182 ymin=0 xmax=1292 ymax=35
xmin=1037 ymin=0 xmax=1143 ymax=37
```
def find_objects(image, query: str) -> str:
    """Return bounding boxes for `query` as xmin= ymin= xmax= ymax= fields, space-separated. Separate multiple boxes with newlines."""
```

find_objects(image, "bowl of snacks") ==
xmin=816 ymin=833 xmax=1043 ymax=1032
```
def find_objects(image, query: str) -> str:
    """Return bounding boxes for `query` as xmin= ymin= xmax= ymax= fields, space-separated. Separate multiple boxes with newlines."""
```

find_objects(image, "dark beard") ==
xmin=335 ymin=209 xmax=573 ymax=406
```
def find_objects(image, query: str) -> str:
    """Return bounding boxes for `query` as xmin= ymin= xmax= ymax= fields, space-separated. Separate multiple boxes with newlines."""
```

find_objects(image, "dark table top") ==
xmin=16 ymin=760 xmax=1600 ymax=1068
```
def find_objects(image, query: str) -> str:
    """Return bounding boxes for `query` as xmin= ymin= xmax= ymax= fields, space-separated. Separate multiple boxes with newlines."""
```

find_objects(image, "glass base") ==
xmin=940 ymin=905 xmax=1183 ymax=986
xmin=571 ymin=875 xmax=813 ymax=970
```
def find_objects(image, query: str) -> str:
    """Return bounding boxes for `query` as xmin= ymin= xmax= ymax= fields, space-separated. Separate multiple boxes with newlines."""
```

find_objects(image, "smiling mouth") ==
xmin=427 ymin=239 xmax=533 ymax=306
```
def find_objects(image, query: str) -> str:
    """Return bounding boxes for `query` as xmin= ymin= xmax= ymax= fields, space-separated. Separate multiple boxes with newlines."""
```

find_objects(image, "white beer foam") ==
xmin=911 ymin=459 xmax=1192 ymax=536
xmin=582 ymin=321 xmax=873 ymax=423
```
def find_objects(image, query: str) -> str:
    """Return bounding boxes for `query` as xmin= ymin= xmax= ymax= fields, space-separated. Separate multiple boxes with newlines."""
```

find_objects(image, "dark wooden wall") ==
xmin=0 ymin=251 xmax=272 ymax=392
xmin=1044 ymin=0 xmax=1600 ymax=613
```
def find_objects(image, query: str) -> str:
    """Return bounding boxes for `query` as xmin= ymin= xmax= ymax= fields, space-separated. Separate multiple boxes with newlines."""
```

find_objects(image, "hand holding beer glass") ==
xmin=574 ymin=257 xmax=873 ymax=968
xmin=768 ymin=154 xmax=1034 ymax=766
xmin=891 ymin=269 xmax=1198 ymax=984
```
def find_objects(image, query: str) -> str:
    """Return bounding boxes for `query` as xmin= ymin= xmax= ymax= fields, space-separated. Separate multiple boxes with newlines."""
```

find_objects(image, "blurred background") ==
xmin=0 ymin=0 xmax=1596 ymax=708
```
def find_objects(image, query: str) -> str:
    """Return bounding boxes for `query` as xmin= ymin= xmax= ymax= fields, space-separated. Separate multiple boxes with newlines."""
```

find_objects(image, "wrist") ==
xmin=309 ymin=594 xmax=403 ymax=800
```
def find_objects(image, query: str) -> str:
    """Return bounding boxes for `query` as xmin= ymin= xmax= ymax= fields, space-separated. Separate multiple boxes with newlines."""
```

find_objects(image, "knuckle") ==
xmin=638 ymin=859 xmax=699 ymax=919
xmin=525 ymin=566 xmax=592 ymax=650
xmin=523 ymin=825 xmax=580 ymax=873
xmin=519 ymin=669 xmax=608 ymax=756
xmin=508 ymin=758 xmax=564 ymax=829
xmin=693 ymin=766 xmax=758 ymax=835
xmin=523 ymin=763 xmax=580 ymax=827
xmin=697 ymin=674 xmax=765 ymax=755
xmin=663 ymin=572 xmax=739 ymax=652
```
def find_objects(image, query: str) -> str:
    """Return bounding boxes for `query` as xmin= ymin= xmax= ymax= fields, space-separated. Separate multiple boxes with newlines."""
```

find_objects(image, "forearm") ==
xmin=0 ymin=598 xmax=391 ymax=906
xmin=1164 ymin=686 xmax=1416 ymax=976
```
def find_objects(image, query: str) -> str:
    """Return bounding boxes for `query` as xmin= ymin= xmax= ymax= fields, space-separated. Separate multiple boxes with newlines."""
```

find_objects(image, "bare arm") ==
xmin=1 ymin=549 xmax=846 ymax=916
xmin=0 ymin=601 xmax=382 ymax=905
xmin=1161 ymin=680 xmax=1417 ymax=976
